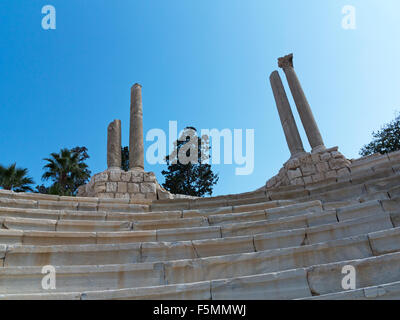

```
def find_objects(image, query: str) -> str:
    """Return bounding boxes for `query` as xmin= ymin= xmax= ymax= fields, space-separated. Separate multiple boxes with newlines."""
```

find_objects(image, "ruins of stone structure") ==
xmin=266 ymin=54 xmax=350 ymax=188
xmin=0 ymin=54 xmax=400 ymax=300
xmin=77 ymin=83 xmax=173 ymax=201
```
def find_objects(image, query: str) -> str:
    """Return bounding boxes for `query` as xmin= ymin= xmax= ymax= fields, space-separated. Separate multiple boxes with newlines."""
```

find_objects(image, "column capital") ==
xmin=278 ymin=53 xmax=294 ymax=69
xmin=132 ymin=83 xmax=142 ymax=89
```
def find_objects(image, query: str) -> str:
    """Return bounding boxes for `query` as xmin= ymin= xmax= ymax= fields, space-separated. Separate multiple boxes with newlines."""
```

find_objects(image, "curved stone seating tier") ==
xmin=0 ymin=214 xmax=394 ymax=267
xmin=1 ymin=249 xmax=400 ymax=299
xmin=0 ymin=150 xmax=399 ymax=299
xmin=0 ymin=198 xmax=395 ymax=245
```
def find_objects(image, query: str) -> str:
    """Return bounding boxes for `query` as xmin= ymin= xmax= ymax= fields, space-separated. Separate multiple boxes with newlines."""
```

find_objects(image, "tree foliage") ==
xmin=40 ymin=146 xmax=91 ymax=196
xmin=121 ymin=146 xmax=129 ymax=171
xmin=0 ymin=163 xmax=35 ymax=192
xmin=360 ymin=114 xmax=400 ymax=156
xmin=162 ymin=127 xmax=219 ymax=197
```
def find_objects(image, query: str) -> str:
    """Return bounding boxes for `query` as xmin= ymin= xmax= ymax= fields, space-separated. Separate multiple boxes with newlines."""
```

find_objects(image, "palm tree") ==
xmin=0 ymin=163 xmax=35 ymax=192
xmin=42 ymin=148 xmax=91 ymax=196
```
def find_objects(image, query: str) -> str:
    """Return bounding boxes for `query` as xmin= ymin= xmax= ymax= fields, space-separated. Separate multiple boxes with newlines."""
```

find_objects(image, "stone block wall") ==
xmin=266 ymin=147 xmax=351 ymax=188
xmin=77 ymin=169 xmax=168 ymax=200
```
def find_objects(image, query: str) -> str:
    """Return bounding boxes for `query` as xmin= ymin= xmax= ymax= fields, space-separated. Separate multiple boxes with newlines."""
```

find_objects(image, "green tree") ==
xmin=0 ymin=163 xmax=35 ymax=192
xmin=162 ymin=127 xmax=219 ymax=197
xmin=40 ymin=147 xmax=91 ymax=196
xmin=360 ymin=114 xmax=400 ymax=156
xmin=121 ymin=146 xmax=129 ymax=171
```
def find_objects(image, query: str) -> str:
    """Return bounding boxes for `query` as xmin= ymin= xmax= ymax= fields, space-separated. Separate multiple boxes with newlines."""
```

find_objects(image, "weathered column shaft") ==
xmin=129 ymin=83 xmax=144 ymax=170
xmin=278 ymin=54 xmax=325 ymax=152
xmin=107 ymin=119 xmax=122 ymax=169
xmin=270 ymin=71 xmax=305 ymax=157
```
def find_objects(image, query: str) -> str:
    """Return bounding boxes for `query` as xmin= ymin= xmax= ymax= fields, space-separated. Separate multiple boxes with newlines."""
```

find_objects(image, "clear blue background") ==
xmin=0 ymin=0 xmax=399 ymax=196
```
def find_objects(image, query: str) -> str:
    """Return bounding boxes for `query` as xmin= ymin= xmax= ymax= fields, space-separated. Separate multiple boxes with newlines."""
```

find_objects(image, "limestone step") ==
xmin=322 ymin=200 xmax=359 ymax=210
xmin=0 ymin=212 xmax=392 ymax=266
xmin=158 ymin=209 xmax=337 ymax=241
xmin=8 ymin=230 xmax=156 ymax=246
xmin=349 ymin=153 xmax=391 ymax=174
xmin=0 ymin=201 xmax=389 ymax=246
xmin=0 ymin=292 xmax=82 ymax=300
xmin=150 ymin=192 xmax=272 ymax=212
xmin=4 ymin=243 xmax=142 ymax=266
xmin=0 ymin=215 xmax=214 ymax=232
xmin=0 ymin=159 xmax=396 ymax=213
xmin=0 ymin=201 xmax=289 ymax=222
xmin=306 ymin=251 xmax=400 ymax=296
xmin=0 ymin=269 xmax=309 ymax=300
xmin=86 ymin=268 xmax=310 ymax=300
xmin=0 ymin=189 xmax=284 ymax=213
xmin=161 ymin=235 xmax=373 ymax=286
xmin=0 ymin=196 xmax=151 ymax=213
xmin=364 ymin=173 xmax=400 ymax=195
xmin=0 ymin=201 xmax=324 ymax=235
xmin=2 ymin=250 xmax=400 ymax=299
xmin=0 ymin=165 xmax=395 ymax=215
xmin=209 ymin=251 xmax=400 ymax=300
xmin=0 ymin=200 xmax=323 ymax=233
xmin=220 ymin=210 xmax=337 ymax=238
xmin=0 ymin=198 xmax=381 ymax=232
xmin=2 ymin=217 xmax=132 ymax=232
xmin=300 ymin=280 xmax=400 ymax=300
xmin=0 ymin=263 xmax=164 ymax=294
xmin=335 ymin=199 xmax=385 ymax=221
xmin=0 ymin=207 xmax=183 ymax=221
xmin=253 ymin=212 xmax=392 ymax=252
xmin=0 ymin=232 xmax=393 ymax=294
xmin=207 ymin=200 xmax=322 ymax=225
xmin=348 ymin=165 xmax=395 ymax=186
xmin=0 ymin=195 xmax=302 ymax=221
xmin=307 ymin=171 xmax=398 ymax=202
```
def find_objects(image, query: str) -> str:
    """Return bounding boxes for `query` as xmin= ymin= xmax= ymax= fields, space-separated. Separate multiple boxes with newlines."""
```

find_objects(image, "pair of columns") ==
xmin=270 ymin=53 xmax=325 ymax=157
xmin=107 ymin=83 xmax=144 ymax=171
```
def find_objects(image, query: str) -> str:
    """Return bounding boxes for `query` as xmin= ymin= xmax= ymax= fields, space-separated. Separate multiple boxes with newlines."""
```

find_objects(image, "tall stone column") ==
xmin=107 ymin=119 xmax=122 ymax=170
xmin=129 ymin=83 xmax=144 ymax=170
xmin=270 ymin=71 xmax=305 ymax=157
xmin=278 ymin=53 xmax=325 ymax=153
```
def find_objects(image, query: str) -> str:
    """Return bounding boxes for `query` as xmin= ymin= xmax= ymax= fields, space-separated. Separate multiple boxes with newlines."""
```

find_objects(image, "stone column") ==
xmin=278 ymin=53 xmax=325 ymax=152
xmin=107 ymin=119 xmax=122 ymax=170
xmin=270 ymin=71 xmax=305 ymax=157
xmin=129 ymin=83 xmax=144 ymax=170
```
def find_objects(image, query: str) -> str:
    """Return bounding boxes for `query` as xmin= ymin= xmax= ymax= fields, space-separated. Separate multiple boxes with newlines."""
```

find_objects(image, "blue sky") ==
xmin=0 ymin=0 xmax=399 ymax=196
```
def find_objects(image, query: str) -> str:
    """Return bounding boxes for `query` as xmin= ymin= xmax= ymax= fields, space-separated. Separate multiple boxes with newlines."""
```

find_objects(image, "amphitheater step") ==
xmin=0 ymin=206 xmax=392 ymax=248
xmin=300 ymin=280 xmax=400 ymax=300
xmin=2 ymin=217 xmax=132 ymax=232
xmin=2 ymin=251 xmax=400 ymax=300
xmin=0 ymin=214 xmax=392 ymax=266
xmin=0 ymin=233 xmax=392 ymax=294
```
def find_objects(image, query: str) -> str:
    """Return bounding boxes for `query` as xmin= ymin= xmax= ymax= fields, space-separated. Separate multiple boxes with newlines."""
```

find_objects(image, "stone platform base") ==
xmin=77 ymin=169 xmax=173 ymax=200
xmin=266 ymin=147 xmax=351 ymax=188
